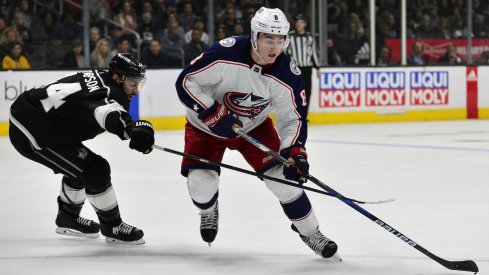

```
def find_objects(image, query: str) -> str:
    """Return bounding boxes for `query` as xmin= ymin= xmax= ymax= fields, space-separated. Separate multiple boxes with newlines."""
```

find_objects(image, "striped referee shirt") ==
xmin=286 ymin=30 xmax=320 ymax=68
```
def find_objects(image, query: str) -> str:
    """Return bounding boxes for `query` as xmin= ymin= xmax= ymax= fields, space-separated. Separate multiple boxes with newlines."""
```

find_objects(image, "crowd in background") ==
xmin=1 ymin=0 xmax=489 ymax=70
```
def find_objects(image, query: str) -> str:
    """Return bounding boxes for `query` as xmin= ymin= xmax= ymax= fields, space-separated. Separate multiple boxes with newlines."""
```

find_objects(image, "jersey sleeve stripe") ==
xmin=9 ymin=113 xmax=42 ymax=150
xmin=94 ymin=102 xmax=125 ymax=130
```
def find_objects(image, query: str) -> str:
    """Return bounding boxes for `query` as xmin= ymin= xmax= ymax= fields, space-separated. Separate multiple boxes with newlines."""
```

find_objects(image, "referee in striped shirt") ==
xmin=286 ymin=14 xmax=321 ymax=116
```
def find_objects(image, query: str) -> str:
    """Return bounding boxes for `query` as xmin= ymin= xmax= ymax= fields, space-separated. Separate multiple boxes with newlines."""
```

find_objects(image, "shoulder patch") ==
xmin=219 ymin=37 xmax=236 ymax=47
xmin=290 ymin=60 xmax=301 ymax=75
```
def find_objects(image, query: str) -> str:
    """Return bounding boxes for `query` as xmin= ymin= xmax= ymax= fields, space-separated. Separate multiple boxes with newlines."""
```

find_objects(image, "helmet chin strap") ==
xmin=251 ymin=46 xmax=267 ymax=65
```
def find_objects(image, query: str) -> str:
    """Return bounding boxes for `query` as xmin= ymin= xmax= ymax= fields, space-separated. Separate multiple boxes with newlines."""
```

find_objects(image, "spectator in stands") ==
xmin=62 ymin=38 xmax=84 ymax=69
xmin=437 ymin=17 xmax=451 ymax=39
xmin=14 ymin=0 xmax=39 ymax=26
xmin=439 ymin=44 xmax=462 ymax=64
xmin=407 ymin=41 xmax=427 ymax=65
xmin=139 ymin=1 xmax=161 ymax=28
xmin=153 ymin=0 xmax=168 ymax=30
xmin=164 ymin=12 xmax=185 ymax=38
xmin=89 ymin=0 xmax=111 ymax=28
xmin=216 ymin=26 xmax=226 ymax=40
xmin=137 ymin=12 xmax=159 ymax=51
xmin=1 ymin=27 xmax=23 ymax=54
xmin=111 ymin=35 xmax=136 ymax=58
xmin=452 ymin=18 xmax=468 ymax=39
xmin=219 ymin=6 xmax=241 ymax=37
xmin=233 ymin=23 xmax=244 ymax=36
xmin=0 ymin=17 xmax=7 ymax=39
xmin=160 ymin=21 xmax=184 ymax=65
xmin=56 ymin=12 xmax=83 ymax=45
xmin=217 ymin=1 xmax=243 ymax=22
xmin=89 ymin=26 xmax=101 ymax=53
xmin=0 ymin=1 xmax=13 ymax=20
xmin=38 ymin=0 xmax=61 ymax=22
xmin=326 ymin=38 xmax=342 ymax=66
xmin=2 ymin=41 xmax=30 ymax=69
xmin=473 ymin=14 xmax=489 ymax=38
xmin=183 ymin=29 xmax=206 ymax=65
xmin=184 ymin=18 xmax=209 ymax=45
xmin=90 ymin=37 xmax=111 ymax=69
xmin=377 ymin=46 xmax=393 ymax=66
xmin=141 ymin=39 xmax=169 ymax=68
xmin=415 ymin=14 xmax=440 ymax=38
xmin=35 ymin=12 xmax=62 ymax=45
xmin=177 ymin=1 xmax=197 ymax=32
xmin=241 ymin=6 xmax=255 ymax=35
xmin=114 ymin=0 xmax=138 ymax=34
xmin=10 ymin=12 xmax=32 ymax=47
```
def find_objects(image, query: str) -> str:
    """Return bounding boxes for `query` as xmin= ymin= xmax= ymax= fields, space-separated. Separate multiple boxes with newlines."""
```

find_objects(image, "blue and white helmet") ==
xmin=250 ymin=7 xmax=290 ymax=51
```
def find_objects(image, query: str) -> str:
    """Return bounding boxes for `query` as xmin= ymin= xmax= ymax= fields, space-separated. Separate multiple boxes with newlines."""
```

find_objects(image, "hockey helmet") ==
xmin=109 ymin=53 xmax=146 ymax=81
xmin=250 ymin=7 xmax=290 ymax=51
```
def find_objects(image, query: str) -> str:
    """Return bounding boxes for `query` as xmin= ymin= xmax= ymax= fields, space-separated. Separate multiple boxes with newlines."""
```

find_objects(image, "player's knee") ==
xmin=264 ymin=165 xmax=302 ymax=201
xmin=187 ymin=169 xmax=219 ymax=203
xmin=81 ymin=155 xmax=111 ymax=193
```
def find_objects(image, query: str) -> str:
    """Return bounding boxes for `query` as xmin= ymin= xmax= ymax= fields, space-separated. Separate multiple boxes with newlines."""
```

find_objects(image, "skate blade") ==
xmin=323 ymin=252 xmax=342 ymax=262
xmin=207 ymin=242 xmax=212 ymax=247
xmin=105 ymin=237 xmax=145 ymax=245
xmin=56 ymin=227 xmax=100 ymax=239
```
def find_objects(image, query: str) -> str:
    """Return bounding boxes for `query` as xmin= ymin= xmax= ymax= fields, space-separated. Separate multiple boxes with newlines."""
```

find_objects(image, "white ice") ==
xmin=0 ymin=120 xmax=487 ymax=275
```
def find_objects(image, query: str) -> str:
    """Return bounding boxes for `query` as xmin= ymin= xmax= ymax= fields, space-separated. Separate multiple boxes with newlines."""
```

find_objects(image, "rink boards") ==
xmin=1 ymin=66 xmax=488 ymax=135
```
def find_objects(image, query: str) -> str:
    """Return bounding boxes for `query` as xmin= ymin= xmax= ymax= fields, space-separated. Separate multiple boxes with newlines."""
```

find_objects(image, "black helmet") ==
xmin=109 ymin=53 xmax=145 ymax=80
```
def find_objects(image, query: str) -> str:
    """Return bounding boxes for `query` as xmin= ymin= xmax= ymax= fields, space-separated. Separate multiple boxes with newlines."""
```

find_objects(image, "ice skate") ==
xmin=292 ymin=224 xmax=341 ymax=260
xmin=55 ymin=212 xmax=100 ymax=239
xmin=200 ymin=201 xmax=219 ymax=246
xmin=101 ymin=221 xmax=145 ymax=245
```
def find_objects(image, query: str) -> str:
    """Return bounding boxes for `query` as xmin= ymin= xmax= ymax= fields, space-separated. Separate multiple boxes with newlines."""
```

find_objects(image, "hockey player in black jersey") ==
xmin=9 ymin=53 xmax=154 ymax=244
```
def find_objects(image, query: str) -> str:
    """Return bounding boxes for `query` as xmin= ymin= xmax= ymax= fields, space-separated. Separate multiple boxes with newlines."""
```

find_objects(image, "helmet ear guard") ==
xmin=250 ymin=7 xmax=290 ymax=52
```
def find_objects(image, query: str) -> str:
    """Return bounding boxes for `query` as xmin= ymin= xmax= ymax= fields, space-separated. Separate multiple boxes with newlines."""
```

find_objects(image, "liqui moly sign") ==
xmin=410 ymin=71 xmax=449 ymax=105
xmin=365 ymin=72 xmax=406 ymax=106
xmin=319 ymin=72 xmax=361 ymax=107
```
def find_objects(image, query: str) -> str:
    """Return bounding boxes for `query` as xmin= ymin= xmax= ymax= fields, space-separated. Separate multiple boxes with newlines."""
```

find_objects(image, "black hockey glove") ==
xmin=281 ymin=146 xmax=309 ymax=183
xmin=198 ymin=101 xmax=243 ymax=139
xmin=128 ymin=120 xmax=155 ymax=154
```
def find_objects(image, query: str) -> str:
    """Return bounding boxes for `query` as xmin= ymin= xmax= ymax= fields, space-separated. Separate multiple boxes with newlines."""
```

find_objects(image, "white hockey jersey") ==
xmin=175 ymin=35 xmax=308 ymax=149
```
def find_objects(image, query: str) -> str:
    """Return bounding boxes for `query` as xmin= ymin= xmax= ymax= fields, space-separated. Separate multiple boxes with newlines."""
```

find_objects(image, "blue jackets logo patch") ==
xmin=224 ymin=92 xmax=270 ymax=118
xmin=219 ymin=37 xmax=236 ymax=47
xmin=290 ymin=61 xmax=301 ymax=75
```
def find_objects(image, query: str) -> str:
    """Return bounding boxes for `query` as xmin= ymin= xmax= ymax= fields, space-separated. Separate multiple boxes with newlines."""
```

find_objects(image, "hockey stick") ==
xmin=152 ymin=144 xmax=391 ymax=204
xmin=232 ymin=128 xmax=479 ymax=273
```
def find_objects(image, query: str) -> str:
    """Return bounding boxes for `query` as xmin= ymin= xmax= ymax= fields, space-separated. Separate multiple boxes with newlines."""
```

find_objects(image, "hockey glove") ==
xmin=281 ymin=146 xmax=309 ymax=183
xmin=128 ymin=120 xmax=155 ymax=154
xmin=198 ymin=101 xmax=243 ymax=139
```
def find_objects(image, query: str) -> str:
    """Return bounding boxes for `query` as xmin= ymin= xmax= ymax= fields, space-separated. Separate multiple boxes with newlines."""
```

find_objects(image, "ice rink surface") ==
xmin=0 ymin=120 xmax=487 ymax=275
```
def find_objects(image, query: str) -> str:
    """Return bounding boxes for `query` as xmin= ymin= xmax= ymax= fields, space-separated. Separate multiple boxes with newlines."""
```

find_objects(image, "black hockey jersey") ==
xmin=9 ymin=70 xmax=132 ymax=149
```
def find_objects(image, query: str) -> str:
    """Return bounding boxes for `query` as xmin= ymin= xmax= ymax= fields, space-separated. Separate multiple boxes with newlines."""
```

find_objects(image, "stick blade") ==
xmin=444 ymin=260 xmax=479 ymax=273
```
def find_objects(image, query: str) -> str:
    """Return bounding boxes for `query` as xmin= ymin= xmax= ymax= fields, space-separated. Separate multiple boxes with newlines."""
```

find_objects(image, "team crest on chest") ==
xmin=219 ymin=37 xmax=236 ymax=47
xmin=290 ymin=60 xmax=301 ymax=75
xmin=224 ymin=92 xmax=269 ymax=119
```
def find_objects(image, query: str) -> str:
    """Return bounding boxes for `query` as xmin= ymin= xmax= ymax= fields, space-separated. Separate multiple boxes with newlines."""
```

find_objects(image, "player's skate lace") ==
xmin=292 ymin=225 xmax=338 ymax=258
xmin=113 ymin=222 xmax=134 ymax=235
xmin=200 ymin=202 xmax=219 ymax=244
xmin=75 ymin=216 xmax=92 ymax=227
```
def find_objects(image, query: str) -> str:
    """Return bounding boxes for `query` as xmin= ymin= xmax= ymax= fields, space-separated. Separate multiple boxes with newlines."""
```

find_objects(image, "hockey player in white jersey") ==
xmin=175 ymin=7 xmax=338 ymax=258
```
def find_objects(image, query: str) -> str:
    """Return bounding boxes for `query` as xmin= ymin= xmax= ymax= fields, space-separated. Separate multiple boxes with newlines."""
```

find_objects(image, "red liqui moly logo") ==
xmin=410 ymin=71 xmax=449 ymax=105
xmin=365 ymin=72 xmax=406 ymax=106
xmin=319 ymin=72 xmax=361 ymax=107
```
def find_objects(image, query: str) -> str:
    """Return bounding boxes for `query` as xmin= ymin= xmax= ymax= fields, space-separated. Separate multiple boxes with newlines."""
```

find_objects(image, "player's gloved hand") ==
xmin=281 ymin=146 xmax=309 ymax=183
xmin=128 ymin=120 xmax=155 ymax=154
xmin=198 ymin=101 xmax=243 ymax=139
